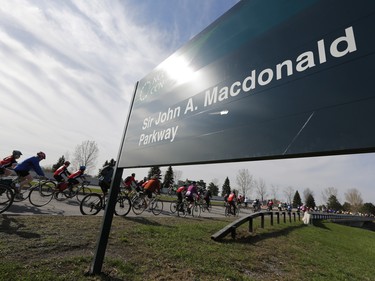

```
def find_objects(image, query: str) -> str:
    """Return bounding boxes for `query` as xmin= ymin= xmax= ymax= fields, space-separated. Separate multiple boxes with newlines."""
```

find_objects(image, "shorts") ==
xmin=54 ymin=175 xmax=64 ymax=182
xmin=16 ymin=170 xmax=30 ymax=177
xmin=145 ymin=189 xmax=153 ymax=198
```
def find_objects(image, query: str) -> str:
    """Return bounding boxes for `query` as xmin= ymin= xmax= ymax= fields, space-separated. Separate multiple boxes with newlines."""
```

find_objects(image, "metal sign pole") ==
xmin=89 ymin=82 xmax=139 ymax=275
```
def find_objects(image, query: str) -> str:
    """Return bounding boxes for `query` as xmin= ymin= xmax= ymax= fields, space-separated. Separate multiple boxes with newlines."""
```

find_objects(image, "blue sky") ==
xmin=1 ymin=0 xmax=374 ymax=205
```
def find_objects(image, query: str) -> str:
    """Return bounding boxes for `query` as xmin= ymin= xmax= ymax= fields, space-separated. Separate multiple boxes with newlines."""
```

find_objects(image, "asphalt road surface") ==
xmin=3 ymin=195 xmax=255 ymax=218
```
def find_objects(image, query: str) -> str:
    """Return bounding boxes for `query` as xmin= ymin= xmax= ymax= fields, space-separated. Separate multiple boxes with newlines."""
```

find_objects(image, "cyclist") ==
xmin=14 ymin=151 xmax=47 ymax=198
xmin=123 ymin=173 xmax=136 ymax=191
xmin=185 ymin=181 xmax=198 ymax=212
xmin=143 ymin=174 xmax=161 ymax=197
xmin=176 ymin=184 xmax=188 ymax=206
xmin=67 ymin=166 xmax=86 ymax=191
xmin=0 ymin=150 xmax=22 ymax=177
xmin=98 ymin=159 xmax=115 ymax=196
xmin=203 ymin=188 xmax=212 ymax=209
xmin=53 ymin=161 xmax=71 ymax=190
xmin=227 ymin=191 xmax=237 ymax=215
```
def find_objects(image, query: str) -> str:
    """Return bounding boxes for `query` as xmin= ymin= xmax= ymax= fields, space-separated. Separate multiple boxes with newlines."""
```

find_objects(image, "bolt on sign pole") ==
xmin=89 ymin=82 xmax=139 ymax=275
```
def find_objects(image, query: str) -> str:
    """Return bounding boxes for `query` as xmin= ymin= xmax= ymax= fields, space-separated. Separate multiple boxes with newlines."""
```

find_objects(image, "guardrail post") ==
xmin=293 ymin=212 xmax=296 ymax=222
xmin=297 ymin=211 xmax=300 ymax=221
xmin=261 ymin=213 xmax=265 ymax=228
xmin=288 ymin=212 xmax=292 ymax=223
xmin=230 ymin=226 xmax=236 ymax=239
xmin=276 ymin=212 xmax=280 ymax=224
xmin=270 ymin=212 xmax=274 ymax=226
xmin=283 ymin=212 xmax=286 ymax=223
xmin=249 ymin=217 xmax=253 ymax=233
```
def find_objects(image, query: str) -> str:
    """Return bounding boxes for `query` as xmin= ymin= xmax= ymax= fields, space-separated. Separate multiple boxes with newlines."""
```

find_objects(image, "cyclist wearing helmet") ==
xmin=53 ymin=161 xmax=71 ymax=188
xmin=0 ymin=150 xmax=22 ymax=177
xmin=67 ymin=165 xmax=86 ymax=189
xmin=14 ymin=152 xmax=46 ymax=197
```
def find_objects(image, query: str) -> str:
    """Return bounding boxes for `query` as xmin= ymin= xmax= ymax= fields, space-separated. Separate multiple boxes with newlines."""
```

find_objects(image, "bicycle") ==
xmin=0 ymin=182 xmax=14 ymax=214
xmin=28 ymin=178 xmax=57 ymax=207
xmin=132 ymin=192 xmax=163 ymax=215
xmin=177 ymin=196 xmax=200 ymax=217
xmin=54 ymin=180 xmax=92 ymax=202
xmin=79 ymin=192 xmax=131 ymax=216
xmin=224 ymin=202 xmax=239 ymax=217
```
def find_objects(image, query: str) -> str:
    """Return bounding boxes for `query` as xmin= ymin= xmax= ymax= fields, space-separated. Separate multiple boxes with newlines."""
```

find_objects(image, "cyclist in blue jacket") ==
xmin=14 ymin=152 xmax=47 ymax=197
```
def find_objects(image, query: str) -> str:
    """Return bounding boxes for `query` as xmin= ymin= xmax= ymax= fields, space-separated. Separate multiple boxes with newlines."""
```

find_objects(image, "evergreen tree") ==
xmin=163 ymin=166 xmax=174 ymax=188
xmin=360 ymin=202 xmax=375 ymax=216
xmin=342 ymin=202 xmax=351 ymax=212
xmin=305 ymin=194 xmax=316 ymax=209
xmin=292 ymin=190 xmax=302 ymax=208
xmin=327 ymin=195 xmax=342 ymax=211
xmin=208 ymin=182 xmax=219 ymax=196
xmin=147 ymin=166 xmax=161 ymax=180
xmin=221 ymin=177 xmax=231 ymax=197
xmin=52 ymin=155 xmax=65 ymax=172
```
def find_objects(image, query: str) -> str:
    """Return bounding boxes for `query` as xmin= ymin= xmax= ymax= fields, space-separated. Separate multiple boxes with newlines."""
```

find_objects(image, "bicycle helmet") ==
xmin=64 ymin=161 xmax=71 ymax=165
xmin=80 ymin=166 xmax=86 ymax=171
xmin=12 ymin=150 xmax=22 ymax=157
xmin=37 ymin=151 xmax=46 ymax=159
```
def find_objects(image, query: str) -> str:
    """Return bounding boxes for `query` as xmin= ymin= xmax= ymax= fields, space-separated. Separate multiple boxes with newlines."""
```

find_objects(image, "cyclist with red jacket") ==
xmin=0 ymin=150 xmax=22 ymax=177
xmin=53 ymin=161 xmax=71 ymax=190
xmin=67 ymin=166 xmax=86 ymax=187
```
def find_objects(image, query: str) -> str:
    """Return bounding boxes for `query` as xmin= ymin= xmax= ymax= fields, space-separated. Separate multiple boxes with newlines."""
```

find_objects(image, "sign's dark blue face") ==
xmin=119 ymin=0 xmax=375 ymax=168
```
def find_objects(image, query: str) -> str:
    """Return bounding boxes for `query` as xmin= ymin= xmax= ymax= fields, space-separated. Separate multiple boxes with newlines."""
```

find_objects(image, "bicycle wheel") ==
xmin=80 ymin=193 xmax=103 ymax=215
xmin=40 ymin=180 xmax=56 ymax=196
xmin=151 ymin=198 xmax=163 ymax=215
xmin=0 ymin=184 xmax=14 ymax=214
xmin=224 ymin=205 xmax=231 ymax=217
xmin=132 ymin=195 xmax=147 ymax=215
xmin=115 ymin=195 xmax=131 ymax=216
xmin=192 ymin=204 xmax=201 ymax=217
xmin=177 ymin=201 xmax=188 ymax=217
xmin=76 ymin=186 xmax=93 ymax=202
xmin=29 ymin=185 xmax=53 ymax=207
xmin=12 ymin=183 xmax=32 ymax=202
xmin=170 ymin=201 xmax=178 ymax=214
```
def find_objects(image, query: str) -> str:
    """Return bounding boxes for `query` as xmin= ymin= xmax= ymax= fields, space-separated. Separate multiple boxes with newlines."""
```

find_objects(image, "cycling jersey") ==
xmin=0 ymin=155 xmax=17 ymax=168
xmin=14 ymin=156 xmax=45 ymax=177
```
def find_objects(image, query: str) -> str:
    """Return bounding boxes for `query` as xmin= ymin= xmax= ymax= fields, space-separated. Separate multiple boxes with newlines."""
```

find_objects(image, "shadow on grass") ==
xmin=312 ymin=220 xmax=331 ymax=230
xmin=121 ymin=216 xmax=165 ymax=226
xmin=0 ymin=215 xmax=41 ymax=238
xmin=219 ymin=224 xmax=307 ymax=244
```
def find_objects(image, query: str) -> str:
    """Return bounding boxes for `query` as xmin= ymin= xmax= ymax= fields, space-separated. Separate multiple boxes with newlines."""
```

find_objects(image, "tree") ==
xmin=254 ymin=178 xmax=267 ymax=202
xmin=73 ymin=140 xmax=99 ymax=173
xmin=52 ymin=155 xmax=66 ymax=172
xmin=162 ymin=166 xmax=174 ymax=188
xmin=147 ymin=166 xmax=161 ymax=180
xmin=208 ymin=182 xmax=219 ymax=196
xmin=303 ymin=188 xmax=314 ymax=203
xmin=342 ymin=202 xmax=351 ymax=212
xmin=283 ymin=186 xmax=295 ymax=204
xmin=292 ymin=190 xmax=302 ymax=208
xmin=360 ymin=203 xmax=375 ymax=216
xmin=235 ymin=169 xmax=253 ymax=197
xmin=327 ymin=195 xmax=342 ymax=211
xmin=305 ymin=194 xmax=316 ymax=209
xmin=174 ymin=170 xmax=183 ymax=183
xmin=321 ymin=187 xmax=338 ymax=204
xmin=344 ymin=188 xmax=363 ymax=213
xmin=270 ymin=185 xmax=279 ymax=202
xmin=221 ymin=177 xmax=231 ymax=197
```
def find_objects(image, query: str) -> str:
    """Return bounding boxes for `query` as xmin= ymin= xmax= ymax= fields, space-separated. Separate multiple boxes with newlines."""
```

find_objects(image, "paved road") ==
xmin=3 ymin=196 xmax=255 ymax=218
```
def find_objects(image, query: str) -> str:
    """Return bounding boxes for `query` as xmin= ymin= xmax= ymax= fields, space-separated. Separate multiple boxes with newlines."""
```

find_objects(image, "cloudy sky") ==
xmin=1 ymin=0 xmax=374 ymax=205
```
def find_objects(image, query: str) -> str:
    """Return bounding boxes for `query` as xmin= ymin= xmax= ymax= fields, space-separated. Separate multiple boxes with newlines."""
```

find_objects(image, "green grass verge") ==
xmin=0 ymin=215 xmax=374 ymax=280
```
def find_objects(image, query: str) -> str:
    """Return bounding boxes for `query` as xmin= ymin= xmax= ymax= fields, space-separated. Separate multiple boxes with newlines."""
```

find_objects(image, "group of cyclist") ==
xmin=0 ymin=149 xmax=87 ymax=199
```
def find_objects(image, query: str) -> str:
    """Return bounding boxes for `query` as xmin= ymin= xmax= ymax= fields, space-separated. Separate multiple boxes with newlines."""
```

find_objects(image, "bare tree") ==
xmin=173 ymin=170 xmax=183 ymax=183
xmin=73 ymin=140 xmax=99 ymax=174
xmin=254 ymin=177 xmax=267 ymax=202
xmin=344 ymin=188 xmax=363 ymax=213
xmin=236 ymin=168 xmax=253 ymax=197
xmin=270 ymin=184 xmax=279 ymax=201
xmin=303 ymin=188 xmax=314 ymax=203
xmin=321 ymin=187 xmax=338 ymax=204
xmin=283 ymin=186 xmax=295 ymax=204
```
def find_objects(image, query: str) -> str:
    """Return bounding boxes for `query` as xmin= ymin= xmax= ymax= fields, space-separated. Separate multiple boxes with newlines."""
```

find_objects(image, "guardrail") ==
xmin=211 ymin=211 xmax=301 ymax=241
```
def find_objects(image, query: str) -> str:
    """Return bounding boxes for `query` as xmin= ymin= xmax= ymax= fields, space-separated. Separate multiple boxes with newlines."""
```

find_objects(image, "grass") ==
xmin=0 ymin=214 xmax=374 ymax=280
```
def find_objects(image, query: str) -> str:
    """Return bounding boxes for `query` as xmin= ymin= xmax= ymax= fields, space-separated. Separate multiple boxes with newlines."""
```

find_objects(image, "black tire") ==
xmin=80 ymin=193 xmax=103 ymax=215
xmin=0 ymin=184 xmax=14 ymax=214
xmin=115 ymin=196 xmax=131 ymax=216
xmin=170 ymin=201 xmax=178 ymax=214
xmin=76 ymin=187 xmax=93 ymax=202
xmin=151 ymin=199 xmax=163 ymax=215
xmin=132 ymin=195 xmax=147 ymax=215
xmin=192 ymin=204 xmax=201 ymax=217
xmin=177 ymin=201 xmax=188 ymax=217
xmin=29 ymin=185 xmax=53 ymax=207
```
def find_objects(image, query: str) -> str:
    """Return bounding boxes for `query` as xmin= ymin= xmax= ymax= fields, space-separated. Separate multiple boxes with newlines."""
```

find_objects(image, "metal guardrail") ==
xmin=211 ymin=211 xmax=301 ymax=241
